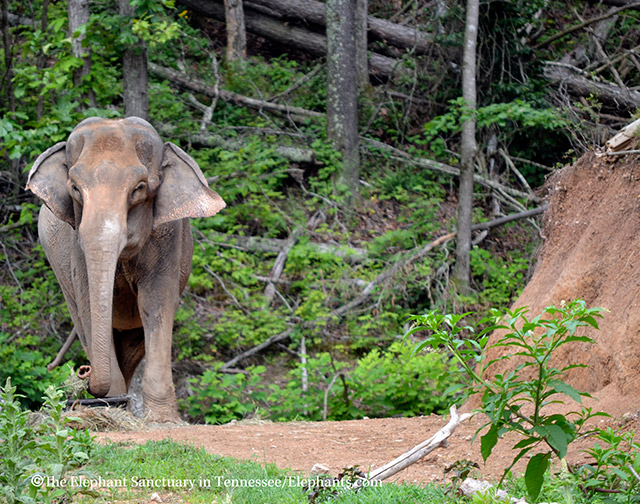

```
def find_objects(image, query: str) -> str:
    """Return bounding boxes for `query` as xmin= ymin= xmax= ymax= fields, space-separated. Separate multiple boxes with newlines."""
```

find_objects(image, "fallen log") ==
xmin=149 ymin=62 xmax=324 ymax=118
xmin=177 ymin=0 xmax=406 ymax=78
xmin=603 ymin=117 xmax=640 ymax=152
xmin=243 ymin=0 xmax=434 ymax=54
xmin=201 ymin=229 xmax=368 ymax=262
xmin=543 ymin=61 xmax=640 ymax=112
xmin=362 ymin=137 xmax=542 ymax=203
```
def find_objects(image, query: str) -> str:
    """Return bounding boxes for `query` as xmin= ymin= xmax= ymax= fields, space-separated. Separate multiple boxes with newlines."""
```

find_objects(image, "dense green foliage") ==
xmin=1 ymin=0 xmax=558 ymax=422
xmin=184 ymin=342 xmax=458 ymax=423
xmin=0 ymin=379 xmax=94 ymax=503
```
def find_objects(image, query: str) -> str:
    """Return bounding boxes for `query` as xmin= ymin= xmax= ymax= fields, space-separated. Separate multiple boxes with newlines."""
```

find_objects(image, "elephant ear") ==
xmin=25 ymin=142 xmax=75 ymax=228
xmin=154 ymin=142 xmax=226 ymax=228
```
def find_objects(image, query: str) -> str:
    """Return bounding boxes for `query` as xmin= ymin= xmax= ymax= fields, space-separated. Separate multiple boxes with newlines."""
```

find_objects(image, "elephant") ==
xmin=26 ymin=117 xmax=225 ymax=422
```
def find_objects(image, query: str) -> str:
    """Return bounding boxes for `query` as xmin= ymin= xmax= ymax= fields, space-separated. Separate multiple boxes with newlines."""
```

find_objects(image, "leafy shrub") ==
xmin=0 ymin=333 xmax=72 ymax=409
xmin=408 ymin=300 xmax=607 ymax=501
xmin=469 ymin=247 xmax=530 ymax=306
xmin=577 ymin=427 xmax=640 ymax=497
xmin=267 ymin=352 xmax=351 ymax=421
xmin=346 ymin=341 xmax=457 ymax=418
xmin=183 ymin=364 xmax=267 ymax=424
xmin=183 ymin=342 xmax=459 ymax=423
xmin=0 ymin=378 xmax=94 ymax=504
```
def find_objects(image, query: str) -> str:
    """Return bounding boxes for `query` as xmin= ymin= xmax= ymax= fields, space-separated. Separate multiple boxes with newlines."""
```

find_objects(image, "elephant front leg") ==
xmin=137 ymin=288 xmax=181 ymax=423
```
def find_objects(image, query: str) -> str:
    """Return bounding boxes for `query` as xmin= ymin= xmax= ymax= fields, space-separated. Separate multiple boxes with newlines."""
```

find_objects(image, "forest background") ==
xmin=1 ymin=0 xmax=637 ymax=424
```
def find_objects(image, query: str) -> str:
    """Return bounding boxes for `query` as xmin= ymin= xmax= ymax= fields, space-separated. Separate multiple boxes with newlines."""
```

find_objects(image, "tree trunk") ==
xmin=326 ymin=0 xmax=360 ymax=199
xmin=355 ymin=0 xmax=369 ymax=88
xmin=224 ymin=0 xmax=247 ymax=61
xmin=119 ymin=0 xmax=149 ymax=120
xmin=69 ymin=0 xmax=90 ymax=85
xmin=453 ymin=0 xmax=479 ymax=292
xmin=36 ymin=0 xmax=49 ymax=120
xmin=1 ymin=0 xmax=15 ymax=113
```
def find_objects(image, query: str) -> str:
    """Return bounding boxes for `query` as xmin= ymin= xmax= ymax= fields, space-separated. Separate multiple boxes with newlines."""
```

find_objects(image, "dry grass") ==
xmin=62 ymin=406 xmax=146 ymax=432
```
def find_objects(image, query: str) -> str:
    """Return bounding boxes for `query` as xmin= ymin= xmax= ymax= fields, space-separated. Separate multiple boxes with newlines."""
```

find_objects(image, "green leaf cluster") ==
xmin=408 ymin=299 xmax=608 ymax=501
xmin=0 ymin=378 xmax=94 ymax=504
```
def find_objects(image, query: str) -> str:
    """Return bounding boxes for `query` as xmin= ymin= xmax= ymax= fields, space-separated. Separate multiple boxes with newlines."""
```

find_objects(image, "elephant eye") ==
xmin=133 ymin=182 xmax=147 ymax=194
xmin=70 ymin=183 xmax=82 ymax=203
xmin=131 ymin=182 xmax=147 ymax=203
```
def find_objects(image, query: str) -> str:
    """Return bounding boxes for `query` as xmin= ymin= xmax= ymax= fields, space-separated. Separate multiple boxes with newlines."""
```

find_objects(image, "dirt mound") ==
xmin=483 ymin=152 xmax=640 ymax=416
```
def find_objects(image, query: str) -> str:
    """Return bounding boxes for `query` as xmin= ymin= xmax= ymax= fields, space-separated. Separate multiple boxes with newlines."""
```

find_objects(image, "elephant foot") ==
xmin=144 ymin=405 xmax=183 ymax=424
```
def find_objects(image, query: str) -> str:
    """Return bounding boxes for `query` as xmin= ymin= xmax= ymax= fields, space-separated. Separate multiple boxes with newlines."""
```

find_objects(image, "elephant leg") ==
xmin=114 ymin=328 xmax=145 ymax=389
xmin=137 ymin=287 xmax=181 ymax=423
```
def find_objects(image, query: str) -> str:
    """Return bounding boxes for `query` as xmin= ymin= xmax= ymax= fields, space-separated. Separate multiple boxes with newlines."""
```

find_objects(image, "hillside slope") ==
xmin=484 ymin=152 xmax=640 ymax=416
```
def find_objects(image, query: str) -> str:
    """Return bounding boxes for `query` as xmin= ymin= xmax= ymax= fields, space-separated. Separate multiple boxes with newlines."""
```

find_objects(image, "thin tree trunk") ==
xmin=1 ymin=0 xmax=15 ymax=113
xmin=355 ymin=0 xmax=368 ymax=88
xmin=326 ymin=0 xmax=360 ymax=199
xmin=453 ymin=0 xmax=479 ymax=291
xmin=69 ymin=0 xmax=90 ymax=84
xmin=36 ymin=0 xmax=49 ymax=119
xmin=119 ymin=0 xmax=149 ymax=120
xmin=224 ymin=0 xmax=247 ymax=61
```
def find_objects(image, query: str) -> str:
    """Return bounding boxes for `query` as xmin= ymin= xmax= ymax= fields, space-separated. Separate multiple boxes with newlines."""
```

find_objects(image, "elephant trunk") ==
xmin=79 ymin=212 xmax=127 ymax=398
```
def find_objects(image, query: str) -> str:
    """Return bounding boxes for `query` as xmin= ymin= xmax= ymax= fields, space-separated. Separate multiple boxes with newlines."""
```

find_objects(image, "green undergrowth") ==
xmin=183 ymin=341 xmax=460 ymax=424
xmin=84 ymin=439 xmax=449 ymax=504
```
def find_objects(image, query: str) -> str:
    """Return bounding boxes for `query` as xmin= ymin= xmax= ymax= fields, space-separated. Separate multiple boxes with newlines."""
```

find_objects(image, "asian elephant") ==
xmin=26 ymin=117 xmax=225 ymax=422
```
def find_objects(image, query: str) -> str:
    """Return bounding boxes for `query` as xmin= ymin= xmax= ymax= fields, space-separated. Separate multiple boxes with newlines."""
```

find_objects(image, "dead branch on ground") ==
xmin=534 ymin=2 xmax=640 ymax=50
xmin=47 ymin=327 xmax=78 ymax=371
xmin=149 ymin=63 xmax=323 ymax=119
xmin=362 ymin=137 xmax=542 ymax=203
xmin=355 ymin=405 xmax=471 ymax=485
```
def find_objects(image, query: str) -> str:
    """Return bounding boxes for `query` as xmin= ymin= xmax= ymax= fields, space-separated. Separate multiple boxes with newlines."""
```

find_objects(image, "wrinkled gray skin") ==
xmin=26 ymin=117 xmax=225 ymax=422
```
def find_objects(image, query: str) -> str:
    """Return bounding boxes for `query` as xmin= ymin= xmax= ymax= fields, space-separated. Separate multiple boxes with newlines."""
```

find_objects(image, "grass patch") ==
xmin=84 ymin=439 xmax=450 ymax=503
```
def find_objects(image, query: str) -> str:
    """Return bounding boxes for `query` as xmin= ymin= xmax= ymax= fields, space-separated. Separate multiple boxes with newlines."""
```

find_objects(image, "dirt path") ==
xmin=96 ymin=413 xmax=633 ymax=485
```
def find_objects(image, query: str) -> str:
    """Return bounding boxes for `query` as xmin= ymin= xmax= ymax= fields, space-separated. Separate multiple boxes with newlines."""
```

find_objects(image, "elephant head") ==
xmin=26 ymin=117 xmax=225 ymax=397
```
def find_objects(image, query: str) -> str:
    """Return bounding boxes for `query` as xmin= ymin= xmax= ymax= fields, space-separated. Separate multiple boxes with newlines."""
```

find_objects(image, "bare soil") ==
xmin=97 ymin=152 xmax=640 ymax=485
xmin=96 ymin=413 xmax=639 ymax=485
xmin=484 ymin=152 xmax=640 ymax=414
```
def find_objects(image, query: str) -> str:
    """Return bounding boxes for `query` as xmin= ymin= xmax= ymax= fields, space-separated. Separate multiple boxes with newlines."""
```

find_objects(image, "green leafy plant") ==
xmin=183 ymin=364 xmax=267 ymax=424
xmin=0 ymin=378 xmax=94 ymax=504
xmin=576 ymin=427 xmax=640 ymax=497
xmin=407 ymin=299 xmax=607 ymax=501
